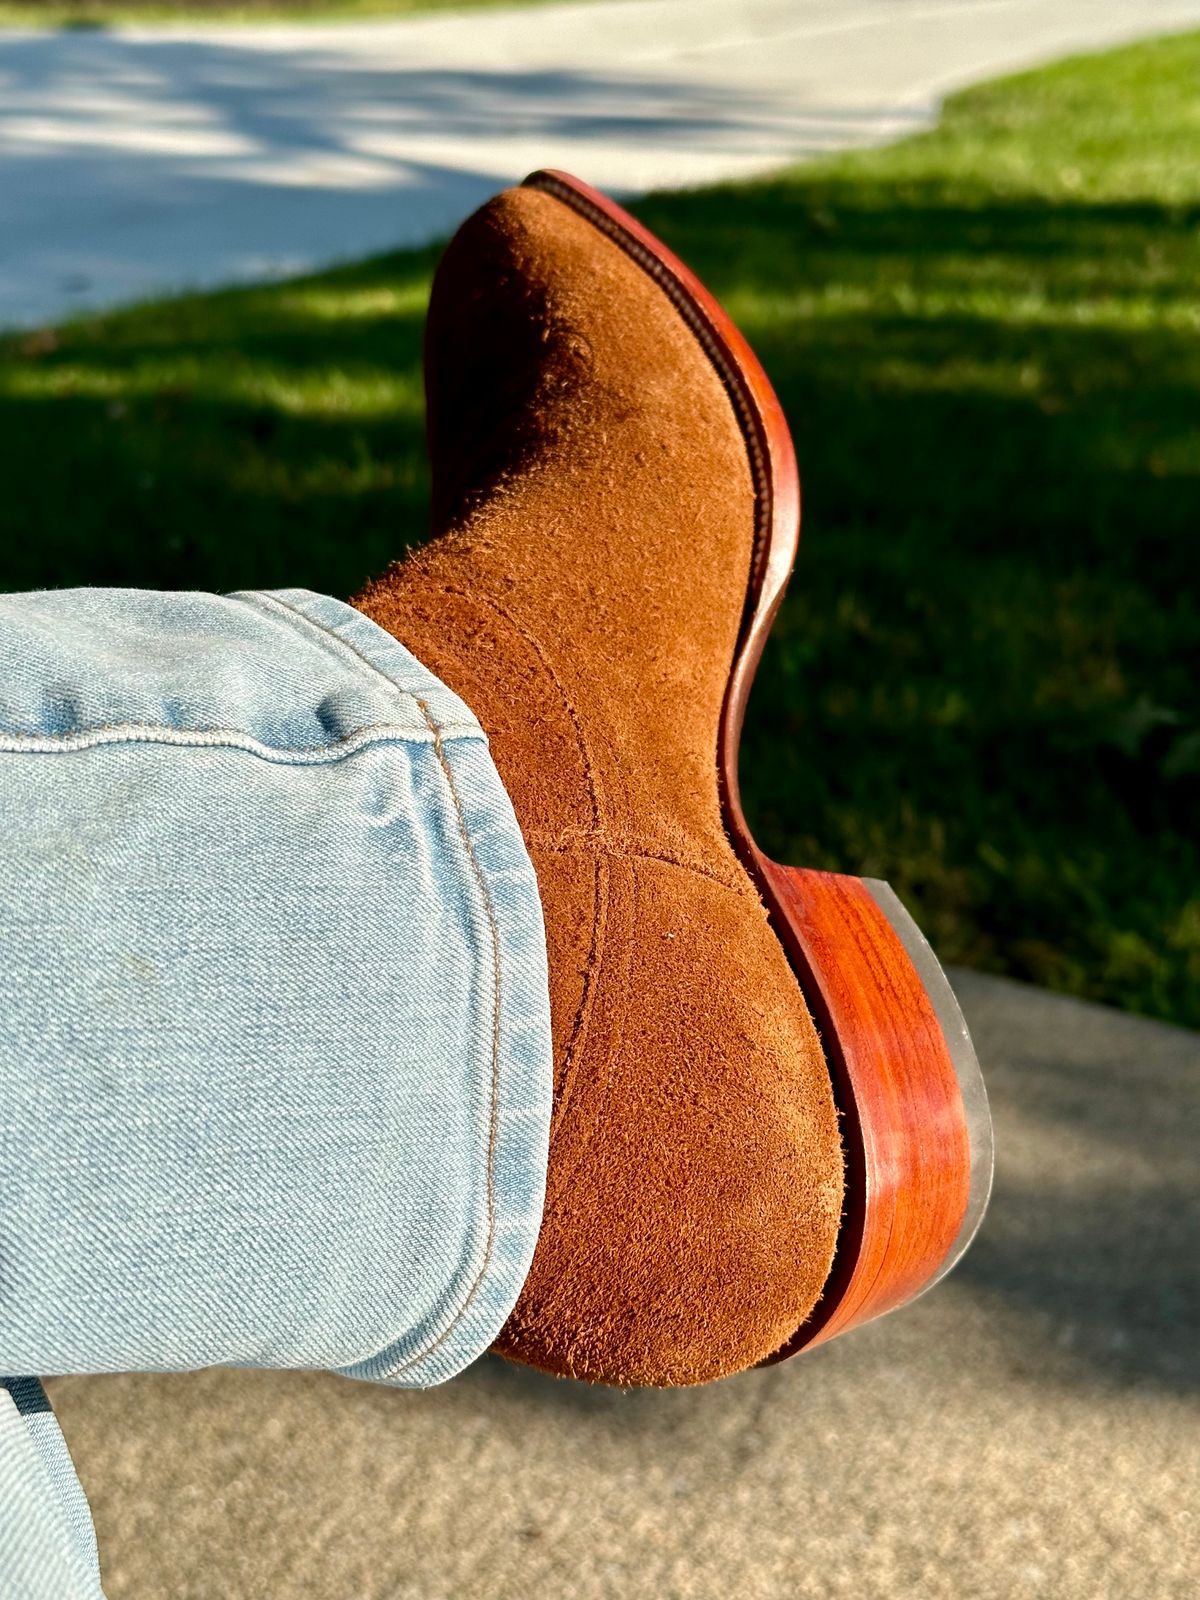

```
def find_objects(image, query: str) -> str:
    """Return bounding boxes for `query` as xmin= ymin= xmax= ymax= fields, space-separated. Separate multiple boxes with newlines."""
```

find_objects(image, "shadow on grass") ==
xmin=1 ymin=181 xmax=1197 ymax=1024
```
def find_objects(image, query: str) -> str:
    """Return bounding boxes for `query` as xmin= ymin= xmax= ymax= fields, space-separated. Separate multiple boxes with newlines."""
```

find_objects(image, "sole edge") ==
xmin=519 ymin=166 xmax=992 ymax=1359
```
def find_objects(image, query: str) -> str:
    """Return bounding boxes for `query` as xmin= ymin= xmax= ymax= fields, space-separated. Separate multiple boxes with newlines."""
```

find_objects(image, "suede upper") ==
xmin=354 ymin=185 xmax=844 ymax=1386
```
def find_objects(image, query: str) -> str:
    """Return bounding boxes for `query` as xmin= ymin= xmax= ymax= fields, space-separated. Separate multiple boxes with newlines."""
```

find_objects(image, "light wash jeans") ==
xmin=0 ymin=587 xmax=553 ymax=1598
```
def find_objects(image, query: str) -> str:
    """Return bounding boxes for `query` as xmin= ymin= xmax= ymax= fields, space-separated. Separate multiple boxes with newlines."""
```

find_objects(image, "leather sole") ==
xmin=521 ymin=168 xmax=994 ymax=1356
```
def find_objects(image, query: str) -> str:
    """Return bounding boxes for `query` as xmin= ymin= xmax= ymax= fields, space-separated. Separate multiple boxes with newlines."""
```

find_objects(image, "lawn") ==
xmin=2 ymin=33 xmax=1197 ymax=1027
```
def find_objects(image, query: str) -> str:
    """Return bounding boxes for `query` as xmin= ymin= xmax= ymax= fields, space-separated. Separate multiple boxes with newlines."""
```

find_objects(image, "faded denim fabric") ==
xmin=0 ymin=587 xmax=553 ymax=1596
xmin=0 ymin=1379 xmax=101 ymax=1600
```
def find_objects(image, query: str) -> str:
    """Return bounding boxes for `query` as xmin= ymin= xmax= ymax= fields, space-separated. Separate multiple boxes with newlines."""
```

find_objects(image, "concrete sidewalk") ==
xmin=48 ymin=970 xmax=1199 ymax=1599
xmin=4 ymin=0 xmax=1200 ymax=327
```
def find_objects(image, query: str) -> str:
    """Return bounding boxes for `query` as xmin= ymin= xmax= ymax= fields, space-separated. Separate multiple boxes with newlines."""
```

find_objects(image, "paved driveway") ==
xmin=3 ymin=0 xmax=1200 ymax=325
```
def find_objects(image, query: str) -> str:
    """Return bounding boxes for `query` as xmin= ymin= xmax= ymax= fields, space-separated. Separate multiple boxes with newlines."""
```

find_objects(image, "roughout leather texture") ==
xmin=354 ymin=186 xmax=844 ymax=1386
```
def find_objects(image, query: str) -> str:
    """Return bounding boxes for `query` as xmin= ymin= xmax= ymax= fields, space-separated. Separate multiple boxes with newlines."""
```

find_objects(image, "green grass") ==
xmin=4 ymin=32 xmax=1199 ymax=1025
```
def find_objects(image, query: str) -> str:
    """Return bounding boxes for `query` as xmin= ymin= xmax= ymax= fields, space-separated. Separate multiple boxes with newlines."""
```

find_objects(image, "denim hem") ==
xmin=0 ymin=1379 xmax=103 ymax=1599
xmin=0 ymin=583 xmax=552 ymax=1389
xmin=232 ymin=588 xmax=485 ymax=747
xmin=247 ymin=590 xmax=553 ymax=1387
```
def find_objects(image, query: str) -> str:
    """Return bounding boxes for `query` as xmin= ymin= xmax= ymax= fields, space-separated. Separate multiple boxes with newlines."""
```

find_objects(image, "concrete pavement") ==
xmin=4 ymin=0 xmax=1200 ymax=326
xmin=48 ymin=970 xmax=1200 ymax=1599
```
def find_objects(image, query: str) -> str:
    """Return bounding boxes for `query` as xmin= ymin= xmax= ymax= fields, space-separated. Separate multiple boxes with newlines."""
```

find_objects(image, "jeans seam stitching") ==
xmin=378 ymin=696 xmax=504 ymax=1377
xmin=235 ymin=589 xmax=464 ymax=726
xmin=0 ymin=722 xmax=481 ymax=761
xmin=243 ymin=591 xmax=505 ymax=1375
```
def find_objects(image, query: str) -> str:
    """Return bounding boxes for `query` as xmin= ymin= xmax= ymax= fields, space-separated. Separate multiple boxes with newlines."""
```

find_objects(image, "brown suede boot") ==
xmin=354 ymin=172 xmax=990 ymax=1386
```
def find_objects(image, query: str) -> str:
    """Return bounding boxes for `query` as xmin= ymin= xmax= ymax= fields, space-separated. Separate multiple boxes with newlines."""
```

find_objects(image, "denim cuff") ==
xmin=0 ymin=585 xmax=552 ymax=1389
xmin=255 ymin=590 xmax=554 ymax=1387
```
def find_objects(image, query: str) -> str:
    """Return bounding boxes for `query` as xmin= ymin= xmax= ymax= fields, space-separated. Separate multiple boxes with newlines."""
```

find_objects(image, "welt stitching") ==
xmin=526 ymin=171 xmax=771 ymax=576
xmin=382 ymin=695 xmax=505 ymax=1377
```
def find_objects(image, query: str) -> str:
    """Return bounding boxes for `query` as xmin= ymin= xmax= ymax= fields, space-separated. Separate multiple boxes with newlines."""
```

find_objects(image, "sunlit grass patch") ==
xmin=4 ymin=32 xmax=1198 ymax=1023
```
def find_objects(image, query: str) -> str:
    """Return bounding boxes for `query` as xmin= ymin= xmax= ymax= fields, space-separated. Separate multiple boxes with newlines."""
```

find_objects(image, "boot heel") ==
xmin=752 ymin=858 xmax=993 ymax=1357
